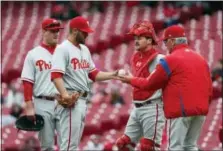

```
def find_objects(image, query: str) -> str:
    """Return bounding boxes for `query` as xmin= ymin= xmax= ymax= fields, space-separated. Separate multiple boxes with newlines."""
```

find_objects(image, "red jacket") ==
xmin=131 ymin=48 xmax=159 ymax=101
xmin=131 ymin=44 xmax=212 ymax=118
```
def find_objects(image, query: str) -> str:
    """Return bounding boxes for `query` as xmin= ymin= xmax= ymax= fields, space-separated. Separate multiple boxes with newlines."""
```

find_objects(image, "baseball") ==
xmin=118 ymin=69 xmax=126 ymax=76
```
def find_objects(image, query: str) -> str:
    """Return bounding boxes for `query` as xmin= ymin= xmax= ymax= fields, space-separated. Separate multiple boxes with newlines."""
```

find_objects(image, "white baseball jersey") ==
xmin=21 ymin=46 xmax=58 ymax=97
xmin=51 ymin=40 xmax=95 ymax=92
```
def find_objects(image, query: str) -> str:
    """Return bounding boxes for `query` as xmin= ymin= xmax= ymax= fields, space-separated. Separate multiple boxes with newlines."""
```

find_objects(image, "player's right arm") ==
xmin=51 ymin=46 xmax=79 ymax=103
xmin=51 ymin=46 xmax=68 ymax=96
xmin=21 ymin=52 xmax=36 ymax=120
xmin=52 ymin=75 xmax=68 ymax=97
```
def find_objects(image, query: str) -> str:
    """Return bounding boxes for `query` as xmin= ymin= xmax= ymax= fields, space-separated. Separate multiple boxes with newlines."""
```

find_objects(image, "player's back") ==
xmin=163 ymin=45 xmax=212 ymax=118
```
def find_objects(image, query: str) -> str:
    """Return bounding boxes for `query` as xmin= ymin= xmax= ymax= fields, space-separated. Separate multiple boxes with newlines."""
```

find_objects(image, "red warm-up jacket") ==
xmin=131 ymin=44 xmax=212 ymax=119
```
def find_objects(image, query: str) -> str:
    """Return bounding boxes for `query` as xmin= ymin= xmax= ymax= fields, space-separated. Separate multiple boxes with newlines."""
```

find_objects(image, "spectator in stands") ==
xmin=174 ymin=1 xmax=195 ymax=7
xmin=140 ymin=1 xmax=158 ymax=7
xmin=84 ymin=135 xmax=104 ymax=150
xmin=110 ymin=89 xmax=125 ymax=106
xmin=2 ymin=103 xmax=23 ymax=127
xmin=219 ymin=128 xmax=223 ymax=144
xmin=88 ymin=2 xmax=104 ymax=13
xmin=5 ymin=79 xmax=24 ymax=108
xmin=126 ymin=1 xmax=140 ymax=7
xmin=212 ymin=59 xmax=223 ymax=81
xmin=126 ymin=1 xmax=158 ymax=8
xmin=1 ymin=94 xmax=5 ymax=104
xmin=90 ymin=89 xmax=109 ymax=104
xmin=163 ymin=4 xmax=180 ymax=27
xmin=51 ymin=1 xmax=80 ymax=21
xmin=211 ymin=59 xmax=222 ymax=100
xmin=20 ymin=136 xmax=40 ymax=151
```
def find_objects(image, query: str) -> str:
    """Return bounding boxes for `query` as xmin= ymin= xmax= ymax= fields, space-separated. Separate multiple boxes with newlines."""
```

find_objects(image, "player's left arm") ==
xmin=130 ymin=58 xmax=171 ymax=91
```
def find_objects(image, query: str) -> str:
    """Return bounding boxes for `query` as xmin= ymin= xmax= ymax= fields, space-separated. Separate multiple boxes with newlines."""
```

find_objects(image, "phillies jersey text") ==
xmin=21 ymin=46 xmax=58 ymax=97
xmin=51 ymin=40 xmax=95 ymax=92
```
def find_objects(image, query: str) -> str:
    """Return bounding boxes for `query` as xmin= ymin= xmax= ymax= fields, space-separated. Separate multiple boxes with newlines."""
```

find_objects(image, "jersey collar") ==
xmin=171 ymin=44 xmax=189 ymax=53
xmin=67 ymin=39 xmax=81 ymax=49
xmin=41 ymin=43 xmax=56 ymax=55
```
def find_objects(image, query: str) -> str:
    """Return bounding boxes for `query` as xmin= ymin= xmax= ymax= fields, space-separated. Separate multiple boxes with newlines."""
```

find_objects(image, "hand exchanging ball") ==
xmin=114 ymin=69 xmax=132 ymax=83
xmin=118 ymin=69 xmax=127 ymax=76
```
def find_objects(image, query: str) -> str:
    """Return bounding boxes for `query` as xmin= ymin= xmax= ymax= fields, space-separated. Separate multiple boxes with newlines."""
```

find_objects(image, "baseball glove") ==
xmin=15 ymin=114 xmax=44 ymax=131
xmin=55 ymin=92 xmax=80 ymax=108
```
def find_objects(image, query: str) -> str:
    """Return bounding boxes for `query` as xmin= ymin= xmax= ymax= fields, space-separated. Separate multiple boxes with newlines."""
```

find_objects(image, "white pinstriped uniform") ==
xmin=51 ymin=40 xmax=96 ymax=150
xmin=21 ymin=46 xmax=61 ymax=151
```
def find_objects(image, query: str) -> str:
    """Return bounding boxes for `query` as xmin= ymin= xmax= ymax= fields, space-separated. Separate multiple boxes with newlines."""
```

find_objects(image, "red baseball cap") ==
xmin=69 ymin=16 xmax=94 ymax=33
xmin=42 ymin=18 xmax=63 ymax=30
xmin=161 ymin=25 xmax=186 ymax=41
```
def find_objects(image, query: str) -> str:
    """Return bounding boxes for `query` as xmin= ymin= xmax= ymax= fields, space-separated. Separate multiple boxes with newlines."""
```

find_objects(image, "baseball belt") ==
xmin=134 ymin=97 xmax=161 ymax=108
xmin=35 ymin=90 xmax=88 ymax=102
xmin=35 ymin=96 xmax=55 ymax=101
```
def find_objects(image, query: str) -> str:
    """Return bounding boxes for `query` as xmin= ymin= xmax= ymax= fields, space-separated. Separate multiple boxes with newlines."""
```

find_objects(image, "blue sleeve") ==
xmin=159 ymin=59 xmax=171 ymax=77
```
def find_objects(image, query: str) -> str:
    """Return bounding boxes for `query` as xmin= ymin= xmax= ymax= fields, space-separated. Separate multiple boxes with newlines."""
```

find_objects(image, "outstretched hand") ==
xmin=113 ymin=70 xmax=133 ymax=83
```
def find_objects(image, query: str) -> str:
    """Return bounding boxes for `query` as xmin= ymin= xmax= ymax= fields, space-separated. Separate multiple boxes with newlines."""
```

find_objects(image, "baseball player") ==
xmin=21 ymin=18 xmax=63 ymax=151
xmin=51 ymin=16 xmax=118 ymax=150
xmin=116 ymin=25 xmax=212 ymax=151
xmin=115 ymin=21 xmax=165 ymax=151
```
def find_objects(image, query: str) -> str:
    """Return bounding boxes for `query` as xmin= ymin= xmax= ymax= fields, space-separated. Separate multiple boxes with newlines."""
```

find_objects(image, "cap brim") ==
xmin=81 ymin=28 xmax=94 ymax=33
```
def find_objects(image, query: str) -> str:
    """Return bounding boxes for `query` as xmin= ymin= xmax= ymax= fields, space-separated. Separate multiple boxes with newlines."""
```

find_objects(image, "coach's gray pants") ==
xmin=167 ymin=116 xmax=205 ymax=151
